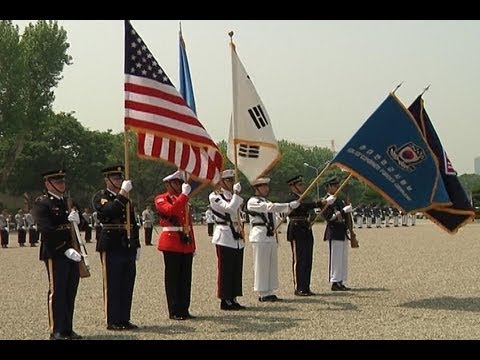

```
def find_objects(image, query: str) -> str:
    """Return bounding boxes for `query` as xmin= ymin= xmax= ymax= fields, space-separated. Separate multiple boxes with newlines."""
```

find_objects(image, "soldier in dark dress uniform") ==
xmin=285 ymin=175 xmax=336 ymax=296
xmin=322 ymin=176 xmax=354 ymax=291
xmin=32 ymin=169 xmax=83 ymax=340
xmin=92 ymin=165 xmax=140 ymax=330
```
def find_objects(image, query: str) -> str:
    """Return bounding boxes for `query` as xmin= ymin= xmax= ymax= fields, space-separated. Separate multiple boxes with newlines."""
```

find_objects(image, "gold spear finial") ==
xmin=392 ymin=81 xmax=404 ymax=94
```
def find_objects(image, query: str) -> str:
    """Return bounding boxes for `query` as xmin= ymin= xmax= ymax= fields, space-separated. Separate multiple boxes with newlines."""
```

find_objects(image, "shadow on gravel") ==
xmin=135 ymin=324 xmax=195 ymax=334
xmin=215 ymin=314 xmax=301 ymax=334
xmin=400 ymin=296 xmax=480 ymax=312
xmin=155 ymin=313 xmax=302 ymax=334
xmin=82 ymin=334 xmax=139 ymax=340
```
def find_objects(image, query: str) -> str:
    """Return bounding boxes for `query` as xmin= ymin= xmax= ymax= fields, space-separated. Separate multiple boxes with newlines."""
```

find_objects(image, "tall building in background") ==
xmin=475 ymin=157 xmax=480 ymax=175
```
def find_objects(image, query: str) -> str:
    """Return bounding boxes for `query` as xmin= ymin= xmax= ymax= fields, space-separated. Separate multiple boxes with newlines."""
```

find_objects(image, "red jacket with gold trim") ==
xmin=154 ymin=191 xmax=195 ymax=254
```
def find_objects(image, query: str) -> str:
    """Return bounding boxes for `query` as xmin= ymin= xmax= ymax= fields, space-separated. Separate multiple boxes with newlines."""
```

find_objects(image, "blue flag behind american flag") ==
xmin=124 ymin=20 xmax=222 ymax=184
xmin=331 ymin=93 xmax=451 ymax=214
xmin=408 ymin=95 xmax=475 ymax=233
xmin=178 ymin=26 xmax=208 ymax=196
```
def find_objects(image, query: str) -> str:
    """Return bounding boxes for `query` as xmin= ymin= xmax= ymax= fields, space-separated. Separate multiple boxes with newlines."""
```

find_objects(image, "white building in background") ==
xmin=475 ymin=157 xmax=480 ymax=175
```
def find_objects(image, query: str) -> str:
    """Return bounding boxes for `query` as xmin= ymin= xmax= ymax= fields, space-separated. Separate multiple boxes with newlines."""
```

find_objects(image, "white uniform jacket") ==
xmin=246 ymin=196 xmax=290 ymax=243
xmin=209 ymin=189 xmax=244 ymax=249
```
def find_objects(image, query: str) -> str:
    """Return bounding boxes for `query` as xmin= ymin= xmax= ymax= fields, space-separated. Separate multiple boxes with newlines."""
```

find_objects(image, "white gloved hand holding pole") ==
xmin=233 ymin=182 xmax=242 ymax=194
xmin=289 ymin=200 xmax=301 ymax=209
xmin=64 ymin=248 xmax=82 ymax=262
xmin=326 ymin=195 xmax=336 ymax=205
xmin=68 ymin=210 xmax=80 ymax=225
xmin=342 ymin=204 xmax=353 ymax=213
xmin=181 ymin=183 xmax=191 ymax=196
xmin=121 ymin=180 xmax=133 ymax=193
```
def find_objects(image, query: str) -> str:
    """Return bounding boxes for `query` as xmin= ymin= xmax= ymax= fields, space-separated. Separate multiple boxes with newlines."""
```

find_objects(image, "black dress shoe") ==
xmin=294 ymin=290 xmax=310 ymax=296
xmin=68 ymin=330 xmax=83 ymax=339
xmin=107 ymin=323 xmax=126 ymax=330
xmin=49 ymin=332 xmax=70 ymax=340
xmin=232 ymin=301 xmax=246 ymax=310
xmin=221 ymin=300 xmax=238 ymax=310
xmin=169 ymin=314 xmax=187 ymax=320
xmin=122 ymin=321 xmax=139 ymax=329
xmin=331 ymin=282 xmax=343 ymax=291
xmin=339 ymin=283 xmax=351 ymax=291
xmin=259 ymin=295 xmax=281 ymax=302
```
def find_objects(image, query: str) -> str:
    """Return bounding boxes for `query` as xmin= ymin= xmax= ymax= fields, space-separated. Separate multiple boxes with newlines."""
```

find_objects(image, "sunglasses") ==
xmin=109 ymin=174 xmax=124 ymax=180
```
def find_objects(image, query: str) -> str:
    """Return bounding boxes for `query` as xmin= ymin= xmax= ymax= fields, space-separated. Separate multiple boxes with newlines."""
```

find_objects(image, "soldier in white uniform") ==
xmin=141 ymin=205 xmax=155 ymax=246
xmin=209 ymin=169 xmax=246 ymax=310
xmin=246 ymin=177 xmax=300 ymax=302
xmin=205 ymin=207 xmax=215 ymax=237
xmin=25 ymin=209 xmax=38 ymax=247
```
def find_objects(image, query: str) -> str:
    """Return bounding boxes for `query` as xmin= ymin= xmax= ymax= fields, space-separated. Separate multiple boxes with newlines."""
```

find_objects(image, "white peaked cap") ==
xmin=221 ymin=169 xmax=235 ymax=179
xmin=250 ymin=177 xmax=271 ymax=186
xmin=162 ymin=170 xmax=184 ymax=182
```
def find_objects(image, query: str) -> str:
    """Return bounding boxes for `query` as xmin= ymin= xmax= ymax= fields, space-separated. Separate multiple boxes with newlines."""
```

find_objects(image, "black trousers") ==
xmin=290 ymin=230 xmax=314 ymax=292
xmin=144 ymin=227 xmax=153 ymax=245
xmin=215 ymin=245 xmax=244 ymax=300
xmin=95 ymin=226 xmax=102 ymax=241
xmin=207 ymin=223 xmax=214 ymax=236
xmin=28 ymin=229 xmax=38 ymax=244
xmin=162 ymin=251 xmax=193 ymax=317
xmin=84 ymin=226 xmax=92 ymax=242
xmin=45 ymin=257 xmax=80 ymax=335
xmin=17 ymin=228 xmax=26 ymax=245
xmin=0 ymin=229 xmax=8 ymax=246
xmin=101 ymin=250 xmax=136 ymax=325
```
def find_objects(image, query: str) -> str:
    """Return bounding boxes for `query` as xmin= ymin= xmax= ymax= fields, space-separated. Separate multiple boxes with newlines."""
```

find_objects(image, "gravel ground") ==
xmin=1 ymin=220 xmax=479 ymax=340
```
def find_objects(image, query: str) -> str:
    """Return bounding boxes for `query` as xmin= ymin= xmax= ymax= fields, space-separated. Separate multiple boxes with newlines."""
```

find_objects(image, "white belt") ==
xmin=162 ymin=226 xmax=183 ymax=232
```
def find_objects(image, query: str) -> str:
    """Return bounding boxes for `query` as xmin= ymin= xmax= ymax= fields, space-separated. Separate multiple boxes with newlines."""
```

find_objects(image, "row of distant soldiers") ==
xmin=353 ymin=204 xmax=417 ymax=229
xmin=0 ymin=209 xmax=39 ymax=248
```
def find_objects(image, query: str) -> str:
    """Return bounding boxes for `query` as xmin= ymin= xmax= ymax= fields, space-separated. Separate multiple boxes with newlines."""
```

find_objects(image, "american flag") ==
xmin=124 ymin=20 xmax=222 ymax=184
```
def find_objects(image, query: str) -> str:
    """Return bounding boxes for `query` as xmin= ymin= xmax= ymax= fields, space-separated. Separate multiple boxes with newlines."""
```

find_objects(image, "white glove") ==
xmin=64 ymin=248 xmax=82 ymax=262
xmin=21 ymin=225 xmax=26 ymax=230
xmin=4 ymin=227 xmax=9 ymax=233
xmin=68 ymin=210 xmax=80 ymax=225
xmin=136 ymin=248 xmax=141 ymax=261
xmin=233 ymin=182 xmax=242 ymax=193
xmin=121 ymin=180 xmax=133 ymax=192
xmin=342 ymin=204 xmax=353 ymax=213
xmin=181 ymin=183 xmax=191 ymax=196
xmin=326 ymin=195 xmax=336 ymax=205
xmin=33 ymin=225 xmax=38 ymax=231
xmin=289 ymin=200 xmax=301 ymax=209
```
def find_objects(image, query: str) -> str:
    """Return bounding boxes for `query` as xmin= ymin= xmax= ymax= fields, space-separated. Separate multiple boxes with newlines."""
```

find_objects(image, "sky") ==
xmin=12 ymin=20 xmax=480 ymax=174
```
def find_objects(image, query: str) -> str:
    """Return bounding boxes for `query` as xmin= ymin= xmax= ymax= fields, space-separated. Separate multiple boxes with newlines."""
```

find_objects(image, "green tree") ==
xmin=0 ymin=20 xmax=71 ymax=190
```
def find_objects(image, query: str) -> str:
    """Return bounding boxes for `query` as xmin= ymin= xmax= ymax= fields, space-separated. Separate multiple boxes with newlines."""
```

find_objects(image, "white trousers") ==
xmin=252 ymin=242 xmax=278 ymax=297
xmin=329 ymin=239 xmax=348 ymax=284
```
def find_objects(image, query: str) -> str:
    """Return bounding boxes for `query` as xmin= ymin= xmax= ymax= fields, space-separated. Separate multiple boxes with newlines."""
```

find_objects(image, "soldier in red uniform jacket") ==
xmin=154 ymin=170 xmax=196 ymax=320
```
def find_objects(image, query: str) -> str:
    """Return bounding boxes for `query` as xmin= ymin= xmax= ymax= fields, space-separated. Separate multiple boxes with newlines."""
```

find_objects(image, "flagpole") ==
xmin=124 ymin=128 xmax=131 ymax=240
xmin=273 ymin=162 xmax=332 ymax=233
xmin=298 ymin=162 xmax=331 ymax=202
xmin=178 ymin=22 xmax=193 ymax=239
xmin=307 ymin=173 xmax=354 ymax=228
xmin=228 ymin=31 xmax=246 ymax=240
xmin=228 ymin=31 xmax=240 ymax=182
